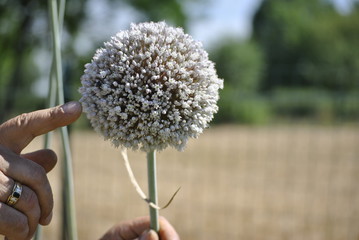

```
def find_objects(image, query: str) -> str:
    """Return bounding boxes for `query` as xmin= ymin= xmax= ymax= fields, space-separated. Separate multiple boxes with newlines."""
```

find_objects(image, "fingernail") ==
xmin=43 ymin=211 xmax=53 ymax=225
xmin=148 ymin=230 xmax=158 ymax=239
xmin=62 ymin=101 xmax=81 ymax=114
xmin=140 ymin=230 xmax=158 ymax=240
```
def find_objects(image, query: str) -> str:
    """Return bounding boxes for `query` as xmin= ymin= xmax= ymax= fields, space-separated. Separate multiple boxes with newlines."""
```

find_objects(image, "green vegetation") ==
xmin=0 ymin=0 xmax=188 ymax=122
xmin=1 ymin=0 xmax=358 ymax=125
xmin=211 ymin=0 xmax=359 ymax=124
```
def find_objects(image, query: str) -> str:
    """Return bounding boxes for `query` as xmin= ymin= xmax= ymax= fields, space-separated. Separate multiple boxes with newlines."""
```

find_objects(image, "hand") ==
xmin=0 ymin=101 xmax=82 ymax=240
xmin=100 ymin=216 xmax=180 ymax=240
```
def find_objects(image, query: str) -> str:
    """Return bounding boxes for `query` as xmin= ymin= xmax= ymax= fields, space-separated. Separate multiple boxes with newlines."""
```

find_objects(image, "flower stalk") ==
xmin=147 ymin=150 xmax=159 ymax=231
xmin=79 ymin=21 xmax=223 ymax=234
xmin=48 ymin=0 xmax=78 ymax=239
xmin=36 ymin=0 xmax=66 ymax=239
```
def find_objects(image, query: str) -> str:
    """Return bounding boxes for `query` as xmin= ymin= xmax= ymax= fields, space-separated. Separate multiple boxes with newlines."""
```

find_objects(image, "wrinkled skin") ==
xmin=0 ymin=101 xmax=82 ymax=240
xmin=100 ymin=216 xmax=180 ymax=240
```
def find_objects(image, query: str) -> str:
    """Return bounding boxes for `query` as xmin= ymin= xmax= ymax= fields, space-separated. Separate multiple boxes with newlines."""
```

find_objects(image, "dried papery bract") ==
xmin=79 ymin=21 xmax=223 ymax=231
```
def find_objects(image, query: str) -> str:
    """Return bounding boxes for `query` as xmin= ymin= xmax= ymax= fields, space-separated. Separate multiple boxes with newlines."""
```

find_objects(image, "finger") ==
xmin=100 ymin=216 xmax=151 ymax=240
xmin=21 ymin=149 xmax=58 ymax=173
xmin=0 ymin=145 xmax=53 ymax=226
xmin=100 ymin=216 xmax=180 ymax=240
xmin=139 ymin=230 xmax=159 ymax=240
xmin=0 ymin=203 xmax=29 ymax=240
xmin=0 ymin=101 xmax=82 ymax=154
xmin=0 ymin=174 xmax=41 ymax=239
xmin=158 ymin=217 xmax=180 ymax=240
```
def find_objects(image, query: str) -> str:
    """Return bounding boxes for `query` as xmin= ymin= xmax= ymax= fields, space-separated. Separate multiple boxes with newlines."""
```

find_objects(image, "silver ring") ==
xmin=6 ymin=181 xmax=22 ymax=206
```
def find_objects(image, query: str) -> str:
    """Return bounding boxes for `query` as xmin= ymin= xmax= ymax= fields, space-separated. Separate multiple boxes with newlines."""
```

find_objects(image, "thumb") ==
xmin=139 ymin=230 xmax=159 ymax=240
xmin=0 ymin=101 xmax=82 ymax=154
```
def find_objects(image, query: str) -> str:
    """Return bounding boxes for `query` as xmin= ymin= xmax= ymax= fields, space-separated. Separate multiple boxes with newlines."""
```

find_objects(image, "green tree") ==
xmin=253 ymin=0 xmax=359 ymax=91
xmin=123 ymin=0 xmax=187 ymax=28
xmin=210 ymin=39 xmax=270 ymax=124
xmin=210 ymin=39 xmax=264 ymax=92
xmin=0 ymin=0 xmax=191 ymax=122
xmin=0 ymin=0 xmax=88 ymax=121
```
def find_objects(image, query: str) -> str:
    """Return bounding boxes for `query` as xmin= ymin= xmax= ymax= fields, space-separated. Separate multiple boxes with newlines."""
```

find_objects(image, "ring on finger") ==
xmin=6 ymin=181 xmax=23 ymax=206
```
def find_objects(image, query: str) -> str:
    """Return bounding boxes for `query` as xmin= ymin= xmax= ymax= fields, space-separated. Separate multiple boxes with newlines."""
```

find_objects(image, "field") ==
xmin=24 ymin=124 xmax=359 ymax=240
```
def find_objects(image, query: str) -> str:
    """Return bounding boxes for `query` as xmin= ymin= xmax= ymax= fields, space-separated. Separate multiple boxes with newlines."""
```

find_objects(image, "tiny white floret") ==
xmin=79 ymin=21 xmax=223 ymax=152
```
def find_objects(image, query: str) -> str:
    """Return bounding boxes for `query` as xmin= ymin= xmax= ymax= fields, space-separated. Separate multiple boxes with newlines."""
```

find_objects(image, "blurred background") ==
xmin=1 ymin=0 xmax=359 ymax=239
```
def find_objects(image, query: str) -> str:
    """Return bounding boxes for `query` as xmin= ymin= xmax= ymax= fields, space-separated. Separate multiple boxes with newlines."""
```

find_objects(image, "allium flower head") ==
xmin=79 ymin=21 xmax=223 ymax=151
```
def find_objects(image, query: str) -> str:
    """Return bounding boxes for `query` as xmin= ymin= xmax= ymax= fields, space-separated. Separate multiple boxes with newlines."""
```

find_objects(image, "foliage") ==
xmin=210 ymin=39 xmax=264 ymax=92
xmin=0 ymin=0 xmax=190 ymax=122
xmin=253 ymin=0 xmax=359 ymax=91
xmin=270 ymin=88 xmax=359 ymax=123
xmin=212 ymin=0 xmax=359 ymax=124
xmin=209 ymin=39 xmax=270 ymax=125
xmin=123 ymin=0 xmax=187 ymax=28
xmin=0 ymin=0 xmax=87 ymax=121
xmin=214 ymin=88 xmax=272 ymax=124
xmin=215 ymin=87 xmax=359 ymax=125
xmin=1 ymin=0 xmax=359 ymax=125
xmin=270 ymin=88 xmax=334 ymax=123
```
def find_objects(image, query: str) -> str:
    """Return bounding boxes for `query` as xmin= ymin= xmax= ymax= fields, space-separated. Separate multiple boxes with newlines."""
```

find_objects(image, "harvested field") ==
xmin=24 ymin=124 xmax=359 ymax=240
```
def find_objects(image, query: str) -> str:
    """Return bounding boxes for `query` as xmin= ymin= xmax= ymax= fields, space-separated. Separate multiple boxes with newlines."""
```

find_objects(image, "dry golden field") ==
xmin=24 ymin=124 xmax=359 ymax=240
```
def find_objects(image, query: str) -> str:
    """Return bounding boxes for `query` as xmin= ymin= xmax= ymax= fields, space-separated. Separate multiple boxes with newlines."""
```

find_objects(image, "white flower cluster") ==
xmin=79 ymin=21 xmax=223 ymax=152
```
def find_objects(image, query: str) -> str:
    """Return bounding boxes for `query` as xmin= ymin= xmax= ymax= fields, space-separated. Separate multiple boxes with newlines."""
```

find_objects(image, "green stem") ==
xmin=35 ymin=0 xmax=66 ymax=239
xmin=49 ymin=0 xmax=64 ymax=104
xmin=49 ymin=0 xmax=78 ymax=239
xmin=147 ymin=150 xmax=159 ymax=232
xmin=34 ymin=69 xmax=55 ymax=240
xmin=60 ymin=126 xmax=78 ymax=240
